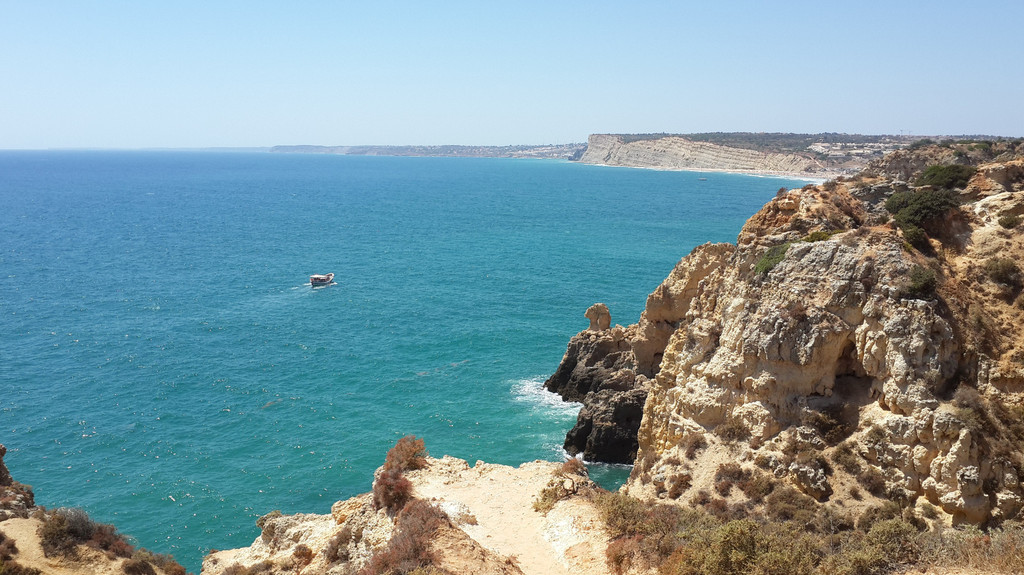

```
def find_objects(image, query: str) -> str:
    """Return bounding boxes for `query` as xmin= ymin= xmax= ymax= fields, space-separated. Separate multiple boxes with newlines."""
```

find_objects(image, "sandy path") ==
xmin=410 ymin=457 xmax=610 ymax=575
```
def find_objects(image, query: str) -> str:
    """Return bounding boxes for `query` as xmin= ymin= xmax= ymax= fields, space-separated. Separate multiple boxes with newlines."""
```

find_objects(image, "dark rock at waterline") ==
xmin=544 ymin=306 xmax=649 ymax=464
xmin=564 ymin=388 xmax=647 ymax=464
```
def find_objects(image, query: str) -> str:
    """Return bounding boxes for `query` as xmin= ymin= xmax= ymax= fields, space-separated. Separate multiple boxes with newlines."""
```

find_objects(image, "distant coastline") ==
xmin=269 ymin=132 xmax=915 ymax=179
xmin=269 ymin=143 xmax=585 ymax=160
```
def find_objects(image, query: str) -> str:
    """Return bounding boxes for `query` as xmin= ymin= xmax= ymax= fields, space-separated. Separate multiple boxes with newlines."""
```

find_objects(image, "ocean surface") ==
xmin=0 ymin=151 xmax=807 ymax=571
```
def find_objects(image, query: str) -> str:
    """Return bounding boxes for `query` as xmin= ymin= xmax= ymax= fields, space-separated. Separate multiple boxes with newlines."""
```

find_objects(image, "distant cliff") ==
xmin=578 ymin=134 xmax=826 ymax=175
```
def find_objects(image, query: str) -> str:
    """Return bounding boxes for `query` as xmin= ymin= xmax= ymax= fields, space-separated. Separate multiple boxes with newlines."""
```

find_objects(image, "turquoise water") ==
xmin=0 ymin=151 xmax=806 ymax=571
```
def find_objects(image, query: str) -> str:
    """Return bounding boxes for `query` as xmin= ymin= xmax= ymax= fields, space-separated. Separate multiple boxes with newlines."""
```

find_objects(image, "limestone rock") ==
xmin=203 ymin=456 xmax=611 ymax=575
xmin=579 ymin=134 xmax=822 ymax=175
xmin=789 ymin=459 xmax=833 ymax=501
xmin=585 ymin=303 xmax=611 ymax=331
xmin=590 ymin=151 xmax=1024 ymax=525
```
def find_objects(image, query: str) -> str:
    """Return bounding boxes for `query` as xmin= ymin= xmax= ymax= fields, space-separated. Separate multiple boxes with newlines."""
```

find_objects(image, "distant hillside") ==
xmin=578 ymin=133 xmax=917 ymax=175
xmin=269 ymin=143 xmax=586 ymax=160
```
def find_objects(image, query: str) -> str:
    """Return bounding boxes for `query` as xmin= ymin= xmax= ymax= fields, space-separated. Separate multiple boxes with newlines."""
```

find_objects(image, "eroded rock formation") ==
xmin=551 ymin=145 xmax=1024 ymax=526
xmin=578 ymin=134 xmax=823 ymax=174
xmin=625 ymin=153 xmax=1024 ymax=524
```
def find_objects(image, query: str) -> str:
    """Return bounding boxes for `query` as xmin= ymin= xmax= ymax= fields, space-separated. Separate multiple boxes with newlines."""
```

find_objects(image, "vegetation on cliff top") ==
xmin=34 ymin=506 xmax=186 ymax=574
xmin=594 ymin=489 xmax=1024 ymax=575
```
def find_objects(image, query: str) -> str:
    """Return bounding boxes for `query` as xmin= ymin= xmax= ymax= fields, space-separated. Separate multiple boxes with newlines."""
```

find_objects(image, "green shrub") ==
xmin=36 ymin=507 xmax=139 ymax=561
xmin=984 ymin=257 xmax=1022 ymax=288
xmin=594 ymin=492 xmax=652 ymax=538
xmin=867 ymin=519 xmax=920 ymax=564
xmin=38 ymin=510 xmax=79 ymax=557
xmin=764 ymin=486 xmax=817 ymax=524
xmin=802 ymin=230 xmax=838 ymax=242
xmin=916 ymin=164 xmax=976 ymax=189
xmin=998 ymin=214 xmax=1021 ymax=229
xmin=901 ymin=265 xmax=937 ymax=299
xmin=132 ymin=550 xmax=186 ymax=575
xmin=678 ymin=520 xmax=817 ymax=575
xmin=755 ymin=243 xmax=791 ymax=275
xmin=856 ymin=502 xmax=902 ymax=531
xmin=886 ymin=188 xmax=960 ymax=231
xmin=533 ymin=480 xmax=568 ymax=514
xmin=900 ymin=224 xmax=929 ymax=250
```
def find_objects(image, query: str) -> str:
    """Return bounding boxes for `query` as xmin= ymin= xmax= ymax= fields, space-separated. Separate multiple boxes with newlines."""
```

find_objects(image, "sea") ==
xmin=0 ymin=151 xmax=808 ymax=572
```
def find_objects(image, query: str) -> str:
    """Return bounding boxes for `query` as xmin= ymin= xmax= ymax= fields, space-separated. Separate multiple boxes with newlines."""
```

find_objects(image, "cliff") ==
xmin=578 ymin=134 xmax=826 ymax=175
xmin=550 ymin=142 xmax=1024 ymax=528
xmin=0 ymin=444 xmax=185 ymax=575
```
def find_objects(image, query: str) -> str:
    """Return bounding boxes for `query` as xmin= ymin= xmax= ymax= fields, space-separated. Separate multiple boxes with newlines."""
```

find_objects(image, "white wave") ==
xmin=510 ymin=376 xmax=581 ymax=416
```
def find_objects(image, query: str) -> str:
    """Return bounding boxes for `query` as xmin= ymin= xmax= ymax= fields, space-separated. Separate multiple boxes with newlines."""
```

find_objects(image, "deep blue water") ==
xmin=0 ymin=151 xmax=806 ymax=571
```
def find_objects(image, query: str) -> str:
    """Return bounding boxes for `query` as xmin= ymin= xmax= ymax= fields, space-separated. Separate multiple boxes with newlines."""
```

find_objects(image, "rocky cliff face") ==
xmin=578 ymin=134 xmax=823 ymax=174
xmin=554 ymin=148 xmax=1024 ymax=525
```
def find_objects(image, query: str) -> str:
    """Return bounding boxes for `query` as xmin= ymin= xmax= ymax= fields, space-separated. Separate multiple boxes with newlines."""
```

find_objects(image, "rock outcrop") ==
xmin=203 ymin=456 xmax=611 ymax=575
xmin=544 ymin=309 xmax=648 ymax=463
xmin=552 ymin=145 xmax=1024 ymax=526
xmin=0 ymin=444 xmax=182 ymax=575
xmin=578 ymin=134 xmax=823 ymax=175
xmin=0 ymin=444 xmax=34 ymax=521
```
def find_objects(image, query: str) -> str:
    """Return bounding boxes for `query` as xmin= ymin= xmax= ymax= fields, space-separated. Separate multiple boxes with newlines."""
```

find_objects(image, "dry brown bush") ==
xmin=374 ymin=468 xmax=414 ymax=512
xmin=683 ymin=434 xmax=707 ymax=460
xmin=359 ymin=500 xmax=449 ymax=575
xmin=560 ymin=457 xmax=587 ymax=476
xmin=0 ymin=530 xmax=17 ymax=561
xmin=121 ymin=558 xmax=156 ymax=575
xmin=384 ymin=436 xmax=428 ymax=473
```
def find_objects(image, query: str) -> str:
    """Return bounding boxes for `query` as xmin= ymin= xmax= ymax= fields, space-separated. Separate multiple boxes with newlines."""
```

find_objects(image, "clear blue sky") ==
xmin=2 ymin=1 xmax=1022 ymax=148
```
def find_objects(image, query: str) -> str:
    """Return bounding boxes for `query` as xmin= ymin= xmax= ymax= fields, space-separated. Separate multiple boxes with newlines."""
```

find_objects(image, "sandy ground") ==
xmin=409 ymin=456 xmax=611 ymax=575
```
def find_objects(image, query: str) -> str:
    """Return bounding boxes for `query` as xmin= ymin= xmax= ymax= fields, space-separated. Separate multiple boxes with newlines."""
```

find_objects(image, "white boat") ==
xmin=310 ymin=273 xmax=334 ymax=286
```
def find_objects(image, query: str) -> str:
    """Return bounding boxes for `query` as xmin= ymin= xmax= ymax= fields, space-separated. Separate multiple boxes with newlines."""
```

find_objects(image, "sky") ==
xmin=2 ymin=1 xmax=1023 ymax=149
